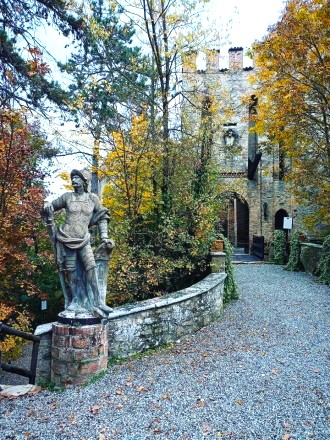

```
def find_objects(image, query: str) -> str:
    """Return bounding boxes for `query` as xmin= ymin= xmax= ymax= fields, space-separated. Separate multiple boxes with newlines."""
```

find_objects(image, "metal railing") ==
xmin=0 ymin=322 xmax=40 ymax=385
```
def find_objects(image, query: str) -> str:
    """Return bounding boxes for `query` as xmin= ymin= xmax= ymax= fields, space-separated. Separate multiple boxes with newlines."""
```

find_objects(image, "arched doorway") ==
xmin=275 ymin=209 xmax=288 ymax=230
xmin=219 ymin=193 xmax=250 ymax=251
xmin=275 ymin=208 xmax=289 ymax=239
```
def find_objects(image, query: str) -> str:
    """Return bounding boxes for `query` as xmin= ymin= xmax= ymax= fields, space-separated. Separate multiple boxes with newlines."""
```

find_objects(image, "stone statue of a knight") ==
xmin=43 ymin=169 xmax=114 ymax=320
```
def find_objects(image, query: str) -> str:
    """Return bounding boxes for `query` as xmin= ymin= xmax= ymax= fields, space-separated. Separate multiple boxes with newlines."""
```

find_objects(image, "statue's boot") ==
xmin=93 ymin=307 xmax=107 ymax=319
xmin=67 ymin=297 xmax=80 ymax=311
xmin=98 ymin=303 xmax=113 ymax=314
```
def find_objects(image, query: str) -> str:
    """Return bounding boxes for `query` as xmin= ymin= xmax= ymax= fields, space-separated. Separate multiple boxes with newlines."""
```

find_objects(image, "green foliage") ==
xmin=83 ymin=369 xmax=108 ymax=387
xmin=273 ymin=230 xmax=287 ymax=265
xmin=61 ymin=2 xmax=147 ymax=135
xmin=107 ymin=204 xmax=218 ymax=305
xmin=285 ymin=231 xmax=304 ymax=271
xmin=38 ymin=380 xmax=64 ymax=393
xmin=103 ymin=111 xmax=224 ymax=306
xmin=315 ymin=235 xmax=330 ymax=285
xmin=218 ymin=234 xmax=238 ymax=302
xmin=0 ymin=0 xmax=84 ymax=110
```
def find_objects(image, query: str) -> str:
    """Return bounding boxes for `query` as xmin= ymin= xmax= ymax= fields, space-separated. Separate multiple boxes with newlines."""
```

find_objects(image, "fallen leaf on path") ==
xmin=235 ymin=399 xmax=244 ymax=405
xmin=68 ymin=413 xmax=76 ymax=423
xmin=136 ymin=385 xmax=148 ymax=393
xmin=90 ymin=405 xmax=101 ymax=414
xmin=196 ymin=399 xmax=206 ymax=407
xmin=201 ymin=423 xmax=212 ymax=433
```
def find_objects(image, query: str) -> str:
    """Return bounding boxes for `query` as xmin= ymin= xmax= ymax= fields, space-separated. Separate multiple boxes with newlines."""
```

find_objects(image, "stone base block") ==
xmin=51 ymin=321 xmax=108 ymax=387
xmin=210 ymin=251 xmax=226 ymax=273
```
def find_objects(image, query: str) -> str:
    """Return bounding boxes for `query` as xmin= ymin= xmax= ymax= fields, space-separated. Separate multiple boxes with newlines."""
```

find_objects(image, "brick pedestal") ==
xmin=51 ymin=321 xmax=108 ymax=387
xmin=210 ymin=251 xmax=226 ymax=273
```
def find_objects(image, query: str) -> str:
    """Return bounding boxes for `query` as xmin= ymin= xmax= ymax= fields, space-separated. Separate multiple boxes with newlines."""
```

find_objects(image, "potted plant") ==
xmin=210 ymin=238 xmax=224 ymax=252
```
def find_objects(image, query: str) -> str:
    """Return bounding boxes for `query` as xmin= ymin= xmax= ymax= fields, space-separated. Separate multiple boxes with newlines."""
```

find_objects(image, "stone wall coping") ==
xmin=34 ymin=273 xmax=226 ymax=331
xmin=35 ymin=322 xmax=54 ymax=336
xmin=301 ymin=243 xmax=323 ymax=249
xmin=107 ymin=273 xmax=227 ymax=320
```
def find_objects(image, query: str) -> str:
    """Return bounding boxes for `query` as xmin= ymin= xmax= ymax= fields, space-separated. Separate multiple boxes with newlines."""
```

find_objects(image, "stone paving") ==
xmin=1 ymin=263 xmax=329 ymax=439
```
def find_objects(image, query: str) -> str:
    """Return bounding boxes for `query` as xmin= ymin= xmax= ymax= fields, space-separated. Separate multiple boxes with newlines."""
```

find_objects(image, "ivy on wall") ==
xmin=273 ymin=230 xmax=287 ymax=265
xmin=316 ymin=235 xmax=330 ymax=285
xmin=219 ymin=234 xmax=238 ymax=302
xmin=286 ymin=231 xmax=303 ymax=271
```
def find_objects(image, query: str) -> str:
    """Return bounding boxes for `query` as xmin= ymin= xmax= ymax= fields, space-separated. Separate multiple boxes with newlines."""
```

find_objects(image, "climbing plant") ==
xmin=219 ymin=234 xmax=238 ymax=302
xmin=273 ymin=230 xmax=287 ymax=265
xmin=286 ymin=231 xmax=303 ymax=271
xmin=315 ymin=235 xmax=330 ymax=285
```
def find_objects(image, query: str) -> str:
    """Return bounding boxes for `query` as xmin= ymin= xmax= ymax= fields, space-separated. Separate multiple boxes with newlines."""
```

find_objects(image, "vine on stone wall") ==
xmin=286 ymin=231 xmax=303 ymax=271
xmin=219 ymin=234 xmax=238 ymax=302
xmin=273 ymin=230 xmax=287 ymax=265
xmin=315 ymin=235 xmax=330 ymax=285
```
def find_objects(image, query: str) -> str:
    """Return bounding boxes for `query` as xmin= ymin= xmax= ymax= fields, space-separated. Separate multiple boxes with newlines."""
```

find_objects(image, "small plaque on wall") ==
xmin=283 ymin=217 xmax=293 ymax=229
xmin=41 ymin=300 xmax=48 ymax=310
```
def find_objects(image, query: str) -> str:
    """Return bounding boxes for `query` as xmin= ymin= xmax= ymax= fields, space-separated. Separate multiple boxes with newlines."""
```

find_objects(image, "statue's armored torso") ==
xmin=52 ymin=192 xmax=99 ymax=239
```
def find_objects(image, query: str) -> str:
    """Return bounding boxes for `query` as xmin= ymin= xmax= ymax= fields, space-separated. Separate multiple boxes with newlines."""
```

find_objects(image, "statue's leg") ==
xmin=64 ymin=249 xmax=83 ymax=312
xmin=66 ymin=269 xmax=80 ymax=311
xmin=86 ymin=268 xmax=113 ymax=314
xmin=81 ymin=244 xmax=113 ymax=315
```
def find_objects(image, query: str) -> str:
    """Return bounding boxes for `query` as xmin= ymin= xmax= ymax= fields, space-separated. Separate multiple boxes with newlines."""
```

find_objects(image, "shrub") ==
xmin=219 ymin=234 xmax=238 ymax=302
xmin=315 ymin=235 xmax=330 ymax=285
xmin=273 ymin=230 xmax=287 ymax=265
xmin=286 ymin=231 xmax=304 ymax=271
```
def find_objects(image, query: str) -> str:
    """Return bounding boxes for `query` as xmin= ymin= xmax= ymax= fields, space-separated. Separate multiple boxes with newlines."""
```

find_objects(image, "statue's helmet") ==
xmin=70 ymin=169 xmax=92 ymax=191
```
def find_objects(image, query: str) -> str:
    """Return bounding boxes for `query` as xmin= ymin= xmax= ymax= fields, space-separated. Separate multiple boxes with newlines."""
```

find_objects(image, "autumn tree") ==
xmin=118 ymin=0 xmax=216 ymax=209
xmin=253 ymin=0 xmax=330 ymax=235
xmin=94 ymin=1 xmax=224 ymax=303
xmin=0 ymin=109 xmax=60 ymax=356
xmin=101 ymin=110 xmax=221 ymax=304
xmin=59 ymin=0 xmax=147 ymax=195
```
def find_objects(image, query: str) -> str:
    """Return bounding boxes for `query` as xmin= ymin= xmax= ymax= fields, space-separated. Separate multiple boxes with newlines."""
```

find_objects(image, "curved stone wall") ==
xmin=34 ymin=272 xmax=226 ymax=382
xmin=107 ymin=273 xmax=227 ymax=358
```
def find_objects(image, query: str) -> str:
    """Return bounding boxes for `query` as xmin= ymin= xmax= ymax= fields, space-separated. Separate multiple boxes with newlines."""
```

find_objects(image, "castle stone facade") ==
xmin=182 ymin=47 xmax=305 ymax=255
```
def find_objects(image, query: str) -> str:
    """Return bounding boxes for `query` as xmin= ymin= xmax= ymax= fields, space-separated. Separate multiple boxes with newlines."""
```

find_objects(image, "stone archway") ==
xmin=218 ymin=193 xmax=250 ymax=251
xmin=275 ymin=208 xmax=289 ymax=230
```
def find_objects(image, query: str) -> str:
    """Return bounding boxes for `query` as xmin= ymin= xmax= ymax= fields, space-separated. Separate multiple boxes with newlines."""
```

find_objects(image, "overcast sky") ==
xmin=208 ymin=0 xmax=286 ymax=46
xmin=203 ymin=0 xmax=286 ymax=67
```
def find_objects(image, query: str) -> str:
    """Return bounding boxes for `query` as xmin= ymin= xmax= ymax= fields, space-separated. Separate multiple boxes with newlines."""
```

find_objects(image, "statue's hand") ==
xmin=102 ymin=238 xmax=115 ymax=250
xmin=43 ymin=202 xmax=54 ymax=216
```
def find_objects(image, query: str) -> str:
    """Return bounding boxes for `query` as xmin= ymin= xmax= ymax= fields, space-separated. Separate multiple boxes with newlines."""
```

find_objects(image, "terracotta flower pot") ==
xmin=211 ymin=239 xmax=224 ymax=252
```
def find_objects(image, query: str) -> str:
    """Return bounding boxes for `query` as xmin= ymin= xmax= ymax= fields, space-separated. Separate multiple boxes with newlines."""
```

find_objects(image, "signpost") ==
xmin=283 ymin=217 xmax=293 ymax=230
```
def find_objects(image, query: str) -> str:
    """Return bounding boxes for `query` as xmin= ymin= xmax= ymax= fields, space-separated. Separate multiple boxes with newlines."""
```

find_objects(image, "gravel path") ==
xmin=1 ymin=264 xmax=329 ymax=440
